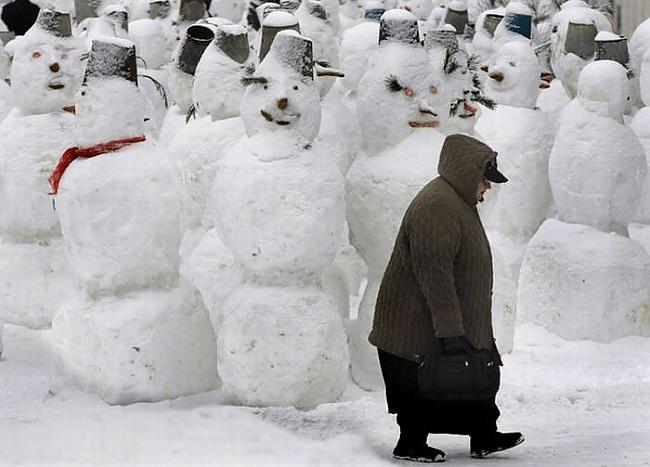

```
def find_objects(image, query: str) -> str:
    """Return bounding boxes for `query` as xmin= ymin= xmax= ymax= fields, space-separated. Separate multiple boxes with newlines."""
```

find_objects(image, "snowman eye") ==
xmin=32 ymin=51 xmax=42 ymax=59
xmin=293 ymin=85 xmax=299 ymax=90
xmin=404 ymin=88 xmax=415 ymax=97
xmin=81 ymin=91 xmax=86 ymax=96
xmin=430 ymin=85 xmax=438 ymax=94
xmin=385 ymin=74 xmax=404 ymax=92
xmin=508 ymin=61 xmax=515 ymax=67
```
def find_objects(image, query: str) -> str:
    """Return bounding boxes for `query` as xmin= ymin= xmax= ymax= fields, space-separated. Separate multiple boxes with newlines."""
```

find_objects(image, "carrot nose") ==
xmin=489 ymin=71 xmax=504 ymax=82
xmin=277 ymin=98 xmax=288 ymax=110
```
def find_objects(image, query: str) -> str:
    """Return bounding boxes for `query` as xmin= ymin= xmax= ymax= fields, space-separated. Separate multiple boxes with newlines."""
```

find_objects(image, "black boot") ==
xmin=470 ymin=431 xmax=525 ymax=458
xmin=393 ymin=430 xmax=446 ymax=463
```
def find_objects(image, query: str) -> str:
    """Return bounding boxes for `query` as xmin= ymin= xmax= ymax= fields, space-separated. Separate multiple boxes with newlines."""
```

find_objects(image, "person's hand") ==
xmin=440 ymin=336 xmax=468 ymax=355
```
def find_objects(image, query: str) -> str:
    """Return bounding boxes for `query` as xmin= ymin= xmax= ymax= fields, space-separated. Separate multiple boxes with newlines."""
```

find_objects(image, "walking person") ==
xmin=369 ymin=134 xmax=524 ymax=462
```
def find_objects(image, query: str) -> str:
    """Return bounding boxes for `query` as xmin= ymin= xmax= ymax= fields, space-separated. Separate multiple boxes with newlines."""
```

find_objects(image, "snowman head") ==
xmin=9 ymin=9 xmax=83 ymax=115
xmin=396 ymin=0 xmax=434 ymax=21
xmin=169 ymin=23 xmax=215 ymax=112
xmin=425 ymin=27 xmax=491 ymax=135
xmin=577 ymin=59 xmax=628 ymax=120
xmin=486 ymin=41 xmax=541 ymax=109
xmin=240 ymin=31 xmax=321 ymax=143
xmin=358 ymin=11 xmax=440 ymax=153
xmin=340 ymin=21 xmax=380 ymax=93
xmin=193 ymin=24 xmax=254 ymax=120
xmin=75 ymin=38 xmax=146 ymax=147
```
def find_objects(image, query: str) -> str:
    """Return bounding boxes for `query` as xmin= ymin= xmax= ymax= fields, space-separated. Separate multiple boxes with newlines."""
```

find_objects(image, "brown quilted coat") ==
xmin=368 ymin=134 xmax=497 ymax=362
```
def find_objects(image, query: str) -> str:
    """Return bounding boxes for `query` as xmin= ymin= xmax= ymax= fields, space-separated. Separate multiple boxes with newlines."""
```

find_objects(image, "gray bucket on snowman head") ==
xmin=36 ymin=9 xmax=73 ymax=37
xmin=83 ymin=39 xmax=138 ymax=85
xmin=482 ymin=13 xmax=503 ymax=37
xmin=445 ymin=5 xmax=468 ymax=36
xmin=177 ymin=24 xmax=215 ymax=75
xmin=564 ymin=22 xmax=597 ymax=60
xmin=104 ymin=7 xmax=129 ymax=32
xmin=179 ymin=0 xmax=206 ymax=21
xmin=0 ymin=30 xmax=15 ymax=45
xmin=74 ymin=0 xmax=101 ymax=22
xmin=595 ymin=36 xmax=630 ymax=66
xmin=504 ymin=11 xmax=531 ymax=39
xmin=149 ymin=0 xmax=171 ymax=19
xmin=424 ymin=29 xmax=459 ymax=53
xmin=214 ymin=25 xmax=250 ymax=64
xmin=265 ymin=31 xmax=314 ymax=80
xmin=364 ymin=7 xmax=385 ymax=22
xmin=378 ymin=11 xmax=419 ymax=45
xmin=259 ymin=11 xmax=300 ymax=61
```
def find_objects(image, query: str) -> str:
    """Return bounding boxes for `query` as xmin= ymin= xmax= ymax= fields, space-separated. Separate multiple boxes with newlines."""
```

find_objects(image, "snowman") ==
xmin=207 ymin=31 xmax=349 ymax=409
xmin=159 ymin=23 xmax=215 ymax=145
xmin=0 ymin=31 xmax=13 ymax=122
xmin=339 ymin=3 xmax=381 ymax=95
xmin=257 ymin=10 xmax=300 ymax=61
xmin=549 ymin=0 xmax=611 ymax=99
xmin=50 ymin=38 xmax=219 ymax=404
xmin=346 ymin=9 xmax=445 ymax=390
xmin=518 ymin=59 xmax=650 ymax=342
xmin=169 ymin=24 xmax=254 ymax=312
xmin=0 ymin=10 xmax=83 ymax=329
xmin=475 ymin=40 xmax=554 ymax=352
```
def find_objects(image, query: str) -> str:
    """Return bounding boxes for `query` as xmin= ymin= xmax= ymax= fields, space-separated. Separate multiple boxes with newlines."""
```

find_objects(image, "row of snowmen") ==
xmin=0 ymin=0 xmax=649 ymax=408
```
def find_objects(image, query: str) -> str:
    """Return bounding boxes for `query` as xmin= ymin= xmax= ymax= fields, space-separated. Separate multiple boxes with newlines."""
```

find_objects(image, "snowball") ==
xmin=210 ymin=134 xmax=344 ymax=275
xmin=0 ymin=110 xmax=75 ymax=242
xmin=52 ymin=282 xmax=220 ymax=405
xmin=517 ymin=219 xmax=650 ymax=342
xmin=217 ymin=284 xmax=349 ymax=409
xmin=380 ymin=7 xmax=416 ymax=22
xmin=55 ymin=142 xmax=182 ymax=297
xmin=0 ymin=238 xmax=77 ymax=329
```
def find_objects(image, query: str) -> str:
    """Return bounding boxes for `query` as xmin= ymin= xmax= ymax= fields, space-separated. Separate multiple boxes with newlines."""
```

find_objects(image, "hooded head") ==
xmin=438 ymin=134 xmax=499 ymax=206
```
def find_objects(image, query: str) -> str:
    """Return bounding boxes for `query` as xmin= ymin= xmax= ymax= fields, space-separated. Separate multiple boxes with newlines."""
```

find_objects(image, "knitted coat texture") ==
xmin=369 ymin=134 xmax=498 ymax=362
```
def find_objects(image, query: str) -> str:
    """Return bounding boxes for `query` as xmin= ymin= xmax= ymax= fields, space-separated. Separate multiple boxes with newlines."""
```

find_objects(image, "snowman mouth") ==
xmin=409 ymin=120 xmax=438 ymax=128
xmin=458 ymin=102 xmax=478 ymax=119
xmin=48 ymin=82 xmax=65 ymax=90
xmin=261 ymin=110 xmax=298 ymax=126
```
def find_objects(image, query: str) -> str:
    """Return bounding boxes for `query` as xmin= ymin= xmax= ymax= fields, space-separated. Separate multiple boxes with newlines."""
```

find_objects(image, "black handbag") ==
xmin=417 ymin=339 xmax=500 ymax=401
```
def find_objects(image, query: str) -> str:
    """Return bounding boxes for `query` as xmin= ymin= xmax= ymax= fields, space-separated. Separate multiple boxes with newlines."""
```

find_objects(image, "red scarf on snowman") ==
xmin=48 ymin=136 xmax=146 ymax=195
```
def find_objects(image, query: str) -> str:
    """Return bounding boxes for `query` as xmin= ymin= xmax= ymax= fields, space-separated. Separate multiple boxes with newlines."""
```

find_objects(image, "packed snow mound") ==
xmin=52 ymin=282 xmax=220 ymax=405
xmin=517 ymin=219 xmax=650 ymax=342
xmin=549 ymin=79 xmax=646 ymax=233
xmin=0 ymin=110 xmax=75 ymax=242
xmin=217 ymin=284 xmax=349 ymax=409
xmin=55 ymin=142 xmax=182 ymax=297
xmin=210 ymin=134 xmax=344 ymax=275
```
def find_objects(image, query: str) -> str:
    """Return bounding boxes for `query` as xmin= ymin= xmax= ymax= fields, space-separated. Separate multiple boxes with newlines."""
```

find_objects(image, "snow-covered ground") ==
xmin=1 ymin=322 xmax=649 ymax=466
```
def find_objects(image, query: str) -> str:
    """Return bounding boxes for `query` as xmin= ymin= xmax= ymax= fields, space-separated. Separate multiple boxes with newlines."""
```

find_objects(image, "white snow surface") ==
xmin=55 ymin=141 xmax=182 ymax=297
xmin=2 ymin=321 xmax=650 ymax=465
xmin=339 ymin=21 xmax=380 ymax=93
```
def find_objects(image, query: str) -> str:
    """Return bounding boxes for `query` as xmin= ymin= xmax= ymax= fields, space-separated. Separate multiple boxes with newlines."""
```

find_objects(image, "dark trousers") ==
xmin=378 ymin=349 xmax=500 ymax=439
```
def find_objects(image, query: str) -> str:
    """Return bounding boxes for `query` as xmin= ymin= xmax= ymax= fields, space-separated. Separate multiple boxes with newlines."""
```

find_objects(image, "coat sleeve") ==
xmin=406 ymin=204 xmax=465 ymax=338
